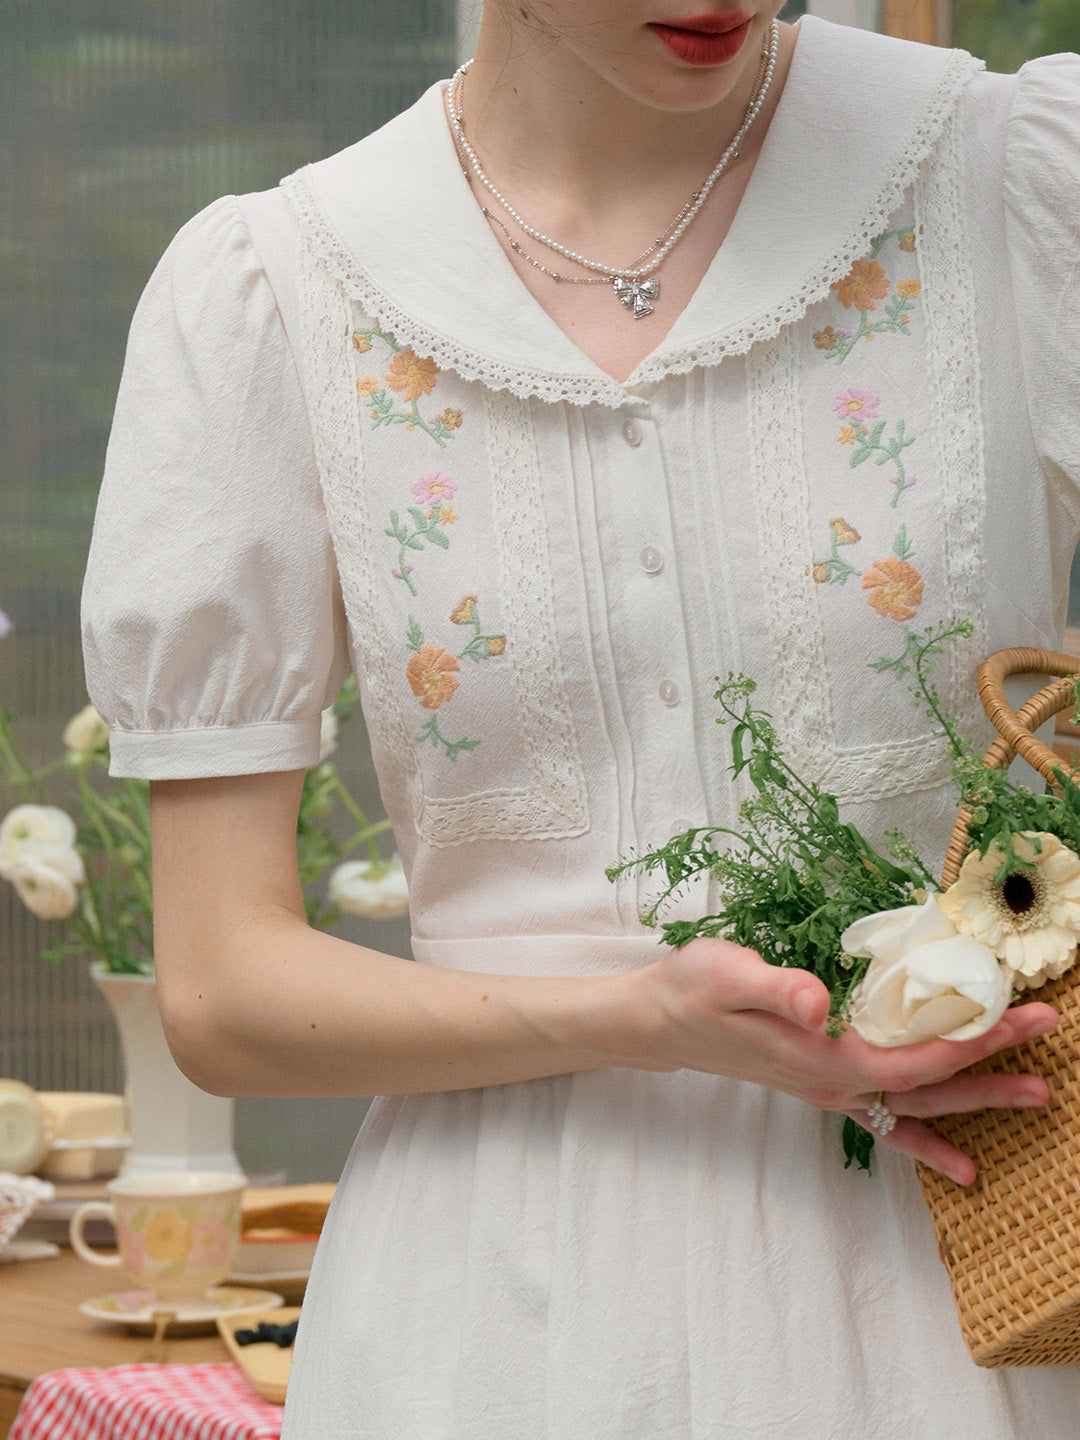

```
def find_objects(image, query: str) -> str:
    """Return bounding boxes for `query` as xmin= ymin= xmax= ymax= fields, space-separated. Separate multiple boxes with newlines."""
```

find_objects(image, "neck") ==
xmin=463 ymin=14 xmax=794 ymax=217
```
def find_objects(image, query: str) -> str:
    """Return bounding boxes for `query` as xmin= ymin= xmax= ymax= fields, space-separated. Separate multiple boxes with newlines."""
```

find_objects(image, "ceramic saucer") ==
xmin=80 ymin=1285 xmax=284 ymax=1330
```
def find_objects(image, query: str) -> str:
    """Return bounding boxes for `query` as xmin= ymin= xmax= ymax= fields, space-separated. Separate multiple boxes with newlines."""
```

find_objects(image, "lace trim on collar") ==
xmin=281 ymin=44 xmax=982 ymax=409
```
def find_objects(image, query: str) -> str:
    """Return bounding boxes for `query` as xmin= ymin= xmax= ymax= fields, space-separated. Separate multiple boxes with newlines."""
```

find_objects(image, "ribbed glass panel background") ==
xmin=0 ymin=0 xmax=454 ymax=1181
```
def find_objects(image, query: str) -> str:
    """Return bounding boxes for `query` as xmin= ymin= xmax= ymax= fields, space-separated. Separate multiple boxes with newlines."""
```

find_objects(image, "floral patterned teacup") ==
xmin=69 ymin=1171 xmax=243 ymax=1299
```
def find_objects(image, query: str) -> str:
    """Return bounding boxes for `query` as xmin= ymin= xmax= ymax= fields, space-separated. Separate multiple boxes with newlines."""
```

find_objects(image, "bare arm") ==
xmin=151 ymin=769 xmax=1058 ymax=1183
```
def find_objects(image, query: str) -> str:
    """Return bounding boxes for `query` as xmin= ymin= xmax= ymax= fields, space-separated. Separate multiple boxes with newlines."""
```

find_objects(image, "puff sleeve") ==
xmin=82 ymin=195 xmax=349 ymax=779
xmin=1002 ymin=53 xmax=1080 ymax=506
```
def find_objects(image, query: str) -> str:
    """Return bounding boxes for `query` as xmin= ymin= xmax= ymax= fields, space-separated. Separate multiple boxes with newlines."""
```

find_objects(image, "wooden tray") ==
xmin=216 ymin=1304 xmax=300 ymax=1404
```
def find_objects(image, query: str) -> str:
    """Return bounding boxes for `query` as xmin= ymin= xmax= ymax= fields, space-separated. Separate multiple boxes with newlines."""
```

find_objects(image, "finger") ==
xmin=680 ymin=939 xmax=831 ymax=1030
xmin=844 ymin=1112 xmax=976 ymax=1185
xmin=855 ymin=1002 xmax=1059 ymax=1093
xmin=883 ymin=1071 xmax=1050 ymax=1120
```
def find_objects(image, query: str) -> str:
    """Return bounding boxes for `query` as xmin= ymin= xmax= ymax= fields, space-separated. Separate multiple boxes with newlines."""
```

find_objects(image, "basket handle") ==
xmin=939 ymin=648 xmax=1080 ymax=888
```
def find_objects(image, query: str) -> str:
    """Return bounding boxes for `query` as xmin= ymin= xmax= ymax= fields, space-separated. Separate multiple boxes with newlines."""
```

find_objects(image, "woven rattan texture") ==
xmin=918 ymin=649 xmax=1080 ymax=1366
xmin=918 ymin=966 xmax=1080 ymax=1365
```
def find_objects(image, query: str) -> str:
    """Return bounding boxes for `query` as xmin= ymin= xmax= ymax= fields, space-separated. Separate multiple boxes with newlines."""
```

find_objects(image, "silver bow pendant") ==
xmin=613 ymin=275 xmax=660 ymax=319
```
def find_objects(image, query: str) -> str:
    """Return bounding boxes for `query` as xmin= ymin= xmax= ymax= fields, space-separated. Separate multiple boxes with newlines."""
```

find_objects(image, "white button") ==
xmin=639 ymin=545 xmax=664 ymax=575
xmin=659 ymin=680 xmax=680 ymax=707
xmin=621 ymin=419 xmax=643 ymax=447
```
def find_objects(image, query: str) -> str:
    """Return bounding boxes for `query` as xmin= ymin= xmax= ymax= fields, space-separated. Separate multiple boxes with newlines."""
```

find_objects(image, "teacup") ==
xmin=69 ymin=1171 xmax=244 ymax=1299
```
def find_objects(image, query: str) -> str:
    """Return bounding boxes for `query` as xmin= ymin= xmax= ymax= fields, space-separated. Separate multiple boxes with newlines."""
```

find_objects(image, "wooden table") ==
xmin=0 ymin=1249 xmax=247 ymax=1439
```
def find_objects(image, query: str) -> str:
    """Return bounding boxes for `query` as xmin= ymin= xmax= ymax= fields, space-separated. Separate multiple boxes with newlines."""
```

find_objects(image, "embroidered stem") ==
xmin=415 ymin=716 xmax=480 ymax=762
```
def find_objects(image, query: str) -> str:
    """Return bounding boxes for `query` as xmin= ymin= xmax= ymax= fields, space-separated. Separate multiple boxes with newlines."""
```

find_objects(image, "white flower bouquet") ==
xmin=0 ymin=671 xmax=408 ymax=976
xmin=612 ymin=624 xmax=1080 ymax=1364
xmin=609 ymin=622 xmax=1080 ymax=1170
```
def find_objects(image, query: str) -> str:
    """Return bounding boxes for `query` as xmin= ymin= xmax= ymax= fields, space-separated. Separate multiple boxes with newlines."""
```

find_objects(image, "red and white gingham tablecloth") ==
xmin=10 ymin=1364 xmax=283 ymax=1440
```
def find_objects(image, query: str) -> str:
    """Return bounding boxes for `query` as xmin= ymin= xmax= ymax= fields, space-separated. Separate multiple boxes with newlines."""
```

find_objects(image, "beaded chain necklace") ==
xmin=446 ymin=20 xmax=779 ymax=318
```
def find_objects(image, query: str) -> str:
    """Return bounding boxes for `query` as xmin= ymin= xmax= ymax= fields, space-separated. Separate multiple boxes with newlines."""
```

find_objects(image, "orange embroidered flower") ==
xmin=832 ymin=258 xmax=890 ymax=311
xmin=837 ymin=425 xmax=857 ymax=445
xmin=812 ymin=563 xmax=829 ymax=584
xmin=406 ymin=646 xmax=460 ymax=709
xmin=386 ymin=348 xmax=439 ymax=401
xmin=897 ymin=277 xmax=921 ymax=300
xmin=898 ymin=230 xmax=916 ymax=253
xmin=356 ymin=376 xmax=380 ymax=396
xmin=436 ymin=505 xmax=458 ymax=525
xmin=450 ymin=595 xmax=478 ymax=625
xmin=830 ymin=517 xmax=860 ymax=545
xmin=487 ymin=636 xmax=507 ymax=656
xmin=862 ymin=556 xmax=924 ymax=621
xmin=440 ymin=408 xmax=464 ymax=430
xmin=352 ymin=332 xmax=373 ymax=353
xmin=813 ymin=327 xmax=839 ymax=351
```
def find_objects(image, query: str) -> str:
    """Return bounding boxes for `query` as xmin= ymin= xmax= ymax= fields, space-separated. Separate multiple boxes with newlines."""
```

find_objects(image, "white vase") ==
xmin=90 ymin=962 xmax=242 ymax=1178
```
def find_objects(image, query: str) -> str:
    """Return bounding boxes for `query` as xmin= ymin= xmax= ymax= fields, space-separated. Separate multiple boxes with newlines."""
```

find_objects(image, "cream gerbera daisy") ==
xmin=939 ymin=831 xmax=1080 ymax=989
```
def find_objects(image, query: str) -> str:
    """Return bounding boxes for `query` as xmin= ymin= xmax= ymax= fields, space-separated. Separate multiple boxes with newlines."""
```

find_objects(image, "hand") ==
xmin=628 ymin=937 xmax=1058 ymax=1183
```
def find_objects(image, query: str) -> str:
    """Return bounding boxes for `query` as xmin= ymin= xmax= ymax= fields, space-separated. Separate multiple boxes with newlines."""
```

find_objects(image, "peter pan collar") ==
xmin=280 ymin=15 xmax=982 ymax=410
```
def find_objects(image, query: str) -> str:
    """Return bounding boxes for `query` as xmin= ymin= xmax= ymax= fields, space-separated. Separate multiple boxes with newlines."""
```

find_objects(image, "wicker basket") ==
xmin=917 ymin=647 xmax=1080 ymax=1366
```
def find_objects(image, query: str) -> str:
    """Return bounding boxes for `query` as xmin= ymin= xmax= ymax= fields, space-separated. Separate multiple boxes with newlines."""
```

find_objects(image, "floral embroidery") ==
xmin=812 ymin=516 xmax=862 ymax=585
xmin=862 ymin=527 xmax=923 ymax=622
xmin=832 ymin=388 xmax=880 ymax=421
xmin=815 ymin=228 xmax=922 ymax=364
xmin=411 ymin=471 xmax=457 ymax=506
xmin=404 ymin=617 xmax=495 ymax=762
xmin=351 ymin=327 xmax=463 ymax=447
xmin=450 ymin=593 xmax=507 ymax=662
xmin=387 ymin=348 xmax=439 ymax=402
xmin=386 ymin=491 xmax=454 ymax=596
xmin=406 ymin=644 xmax=460 ymax=709
xmin=835 ymin=395 xmax=916 ymax=508
xmin=832 ymin=258 xmax=890 ymax=312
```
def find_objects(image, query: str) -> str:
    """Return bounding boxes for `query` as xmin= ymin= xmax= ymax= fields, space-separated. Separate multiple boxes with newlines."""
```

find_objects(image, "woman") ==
xmin=83 ymin=2 xmax=1080 ymax=1435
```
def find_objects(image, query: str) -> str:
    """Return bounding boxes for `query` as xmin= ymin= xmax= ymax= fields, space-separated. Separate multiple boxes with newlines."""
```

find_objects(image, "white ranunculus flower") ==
xmin=842 ymin=894 xmax=1013 ymax=1046
xmin=62 ymin=703 xmax=110 ymax=756
xmin=319 ymin=708 xmax=339 ymax=762
xmin=2 ymin=853 xmax=81 ymax=920
xmin=329 ymin=856 xmax=409 ymax=918
xmin=0 ymin=805 xmax=78 ymax=862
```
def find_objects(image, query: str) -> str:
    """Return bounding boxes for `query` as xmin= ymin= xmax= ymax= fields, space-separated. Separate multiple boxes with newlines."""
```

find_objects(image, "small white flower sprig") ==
xmin=607 ymin=620 xmax=1080 ymax=1171
xmin=0 ymin=672 xmax=407 ymax=975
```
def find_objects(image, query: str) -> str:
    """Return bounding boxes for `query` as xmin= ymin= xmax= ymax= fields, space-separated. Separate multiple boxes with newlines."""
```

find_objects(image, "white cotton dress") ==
xmin=83 ymin=17 xmax=1080 ymax=1439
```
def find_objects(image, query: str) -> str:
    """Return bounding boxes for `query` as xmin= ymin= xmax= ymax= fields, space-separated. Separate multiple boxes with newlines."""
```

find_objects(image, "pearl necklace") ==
xmin=447 ymin=20 xmax=779 ymax=318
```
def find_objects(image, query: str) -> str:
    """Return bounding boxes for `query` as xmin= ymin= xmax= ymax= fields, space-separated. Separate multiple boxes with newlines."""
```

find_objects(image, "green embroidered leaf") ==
xmin=893 ymin=524 xmax=914 ymax=561
xmin=406 ymin=616 xmax=425 ymax=652
xmin=427 ymin=527 xmax=450 ymax=550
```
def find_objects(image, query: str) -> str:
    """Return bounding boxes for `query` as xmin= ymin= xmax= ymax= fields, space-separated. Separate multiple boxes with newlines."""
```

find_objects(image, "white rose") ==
xmin=842 ymin=894 xmax=1013 ymax=1046
xmin=329 ymin=856 xmax=409 ymax=918
xmin=2 ymin=853 xmax=81 ymax=920
xmin=0 ymin=805 xmax=78 ymax=862
xmin=319 ymin=708 xmax=339 ymax=762
xmin=62 ymin=703 xmax=110 ymax=756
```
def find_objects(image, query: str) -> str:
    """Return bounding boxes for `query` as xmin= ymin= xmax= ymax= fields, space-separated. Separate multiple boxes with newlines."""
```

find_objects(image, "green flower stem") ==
xmin=0 ymin=714 xmax=50 ymax=803
xmin=325 ymin=773 xmax=392 ymax=868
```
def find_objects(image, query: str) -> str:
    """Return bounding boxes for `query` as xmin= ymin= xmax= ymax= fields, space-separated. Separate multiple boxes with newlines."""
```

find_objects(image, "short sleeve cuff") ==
xmin=107 ymin=716 xmax=323 ymax=780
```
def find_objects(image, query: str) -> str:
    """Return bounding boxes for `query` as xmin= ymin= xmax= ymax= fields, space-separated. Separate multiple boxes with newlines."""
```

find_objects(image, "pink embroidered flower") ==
xmin=833 ymin=388 xmax=880 ymax=421
xmin=410 ymin=472 xmax=457 ymax=506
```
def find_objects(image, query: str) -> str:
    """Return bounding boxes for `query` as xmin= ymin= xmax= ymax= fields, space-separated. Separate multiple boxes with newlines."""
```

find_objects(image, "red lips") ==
xmin=649 ymin=10 xmax=755 ymax=66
